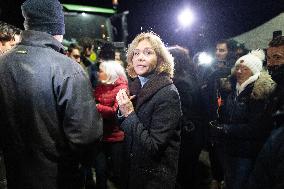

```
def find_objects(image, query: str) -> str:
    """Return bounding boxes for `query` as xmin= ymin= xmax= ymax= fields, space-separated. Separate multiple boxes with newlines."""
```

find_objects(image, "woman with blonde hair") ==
xmin=116 ymin=32 xmax=182 ymax=189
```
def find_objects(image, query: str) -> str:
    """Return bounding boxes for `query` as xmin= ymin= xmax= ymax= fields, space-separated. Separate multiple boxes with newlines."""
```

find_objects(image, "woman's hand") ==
xmin=116 ymin=89 xmax=135 ymax=117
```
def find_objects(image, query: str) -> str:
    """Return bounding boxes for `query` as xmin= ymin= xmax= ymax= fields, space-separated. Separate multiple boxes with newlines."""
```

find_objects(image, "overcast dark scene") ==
xmin=0 ymin=0 xmax=284 ymax=189
xmin=1 ymin=0 xmax=283 ymax=51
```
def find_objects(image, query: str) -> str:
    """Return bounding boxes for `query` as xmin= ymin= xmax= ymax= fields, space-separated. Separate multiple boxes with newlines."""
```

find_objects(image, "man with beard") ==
xmin=247 ymin=35 xmax=284 ymax=189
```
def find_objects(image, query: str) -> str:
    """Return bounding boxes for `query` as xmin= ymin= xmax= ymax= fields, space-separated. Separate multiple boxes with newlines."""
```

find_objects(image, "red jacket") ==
xmin=94 ymin=76 xmax=128 ymax=142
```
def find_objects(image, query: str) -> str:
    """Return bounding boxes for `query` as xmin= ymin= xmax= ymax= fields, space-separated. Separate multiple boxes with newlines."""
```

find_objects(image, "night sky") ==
xmin=1 ymin=0 xmax=283 ymax=51
xmin=119 ymin=0 xmax=283 ymax=51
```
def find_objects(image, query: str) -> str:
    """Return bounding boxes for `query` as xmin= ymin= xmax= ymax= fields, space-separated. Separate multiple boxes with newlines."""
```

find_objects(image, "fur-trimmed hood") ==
xmin=221 ymin=70 xmax=276 ymax=100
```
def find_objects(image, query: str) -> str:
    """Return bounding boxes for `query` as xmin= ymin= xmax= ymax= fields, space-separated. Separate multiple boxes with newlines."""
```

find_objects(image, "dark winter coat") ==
xmin=205 ymin=66 xmax=231 ymax=121
xmin=173 ymin=69 xmax=207 ymax=188
xmin=121 ymin=73 xmax=182 ymax=189
xmin=94 ymin=76 xmax=128 ymax=142
xmin=262 ymin=76 xmax=284 ymax=128
xmin=220 ymin=71 xmax=276 ymax=158
xmin=247 ymin=125 xmax=284 ymax=189
xmin=247 ymin=77 xmax=284 ymax=189
xmin=173 ymin=73 xmax=204 ymax=130
xmin=204 ymin=66 xmax=231 ymax=147
xmin=0 ymin=30 xmax=103 ymax=189
xmin=173 ymin=72 xmax=206 ymax=147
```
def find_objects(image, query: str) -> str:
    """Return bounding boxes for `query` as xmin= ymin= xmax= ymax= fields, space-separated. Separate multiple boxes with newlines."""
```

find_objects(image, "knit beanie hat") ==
xmin=234 ymin=49 xmax=265 ymax=75
xmin=21 ymin=0 xmax=65 ymax=35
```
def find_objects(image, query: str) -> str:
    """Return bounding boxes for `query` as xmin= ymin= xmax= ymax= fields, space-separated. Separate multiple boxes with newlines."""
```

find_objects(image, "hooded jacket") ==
xmin=0 ymin=30 xmax=103 ymax=189
xmin=220 ymin=71 xmax=276 ymax=158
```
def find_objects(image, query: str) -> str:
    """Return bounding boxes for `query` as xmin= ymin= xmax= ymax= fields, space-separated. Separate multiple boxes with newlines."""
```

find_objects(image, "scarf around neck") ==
xmin=236 ymin=72 xmax=260 ymax=96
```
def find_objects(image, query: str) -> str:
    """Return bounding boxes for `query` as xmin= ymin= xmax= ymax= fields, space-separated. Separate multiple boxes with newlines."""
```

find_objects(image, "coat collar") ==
xmin=223 ymin=71 xmax=276 ymax=100
xmin=129 ymin=73 xmax=173 ymax=111
xmin=19 ymin=30 xmax=65 ymax=54
xmin=236 ymin=73 xmax=259 ymax=96
xmin=251 ymin=71 xmax=276 ymax=100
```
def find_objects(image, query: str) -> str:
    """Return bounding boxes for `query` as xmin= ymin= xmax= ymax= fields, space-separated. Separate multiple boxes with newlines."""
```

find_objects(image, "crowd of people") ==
xmin=0 ymin=0 xmax=284 ymax=189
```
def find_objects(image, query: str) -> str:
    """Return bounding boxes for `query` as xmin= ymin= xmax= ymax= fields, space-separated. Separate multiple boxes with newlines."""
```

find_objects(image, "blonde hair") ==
xmin=126 ymin=32 xmax=174 ymax=78
xmin=99 ymin=60 xmax=127 ymax=84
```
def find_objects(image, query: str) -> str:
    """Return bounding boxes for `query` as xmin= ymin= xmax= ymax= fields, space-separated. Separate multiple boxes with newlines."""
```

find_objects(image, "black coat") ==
xmin=121 ymin=73 xmax=182 ymax=189
xmin=204 ymin=66 xmax=231 ymax=147
xmin=263 ymin=78 xmax=284 ymax=128
xmin=173 ymin=70 xmax=206 ymax=188
xmin=173 ymin=73 xmax=206 ymax=145
xmin=173 ymin=73 xmax=204 ymax=127
xmin=247 ymin=125 xmax=284 ymax=189
xmin=206 ymin=66 xmax=231 ymax=121
xmin=220 ymin=72 xmax=276 ymax=158
xmin=247 ymin=79 xmax=284 ymax=189
xmin=0 ymin=30 xmax=103 ymax=189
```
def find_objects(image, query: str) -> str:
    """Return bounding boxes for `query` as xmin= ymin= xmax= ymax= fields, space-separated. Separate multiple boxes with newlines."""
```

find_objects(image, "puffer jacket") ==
xmin=0 ymin=30 xmax=103 ymax=189
xmin=220 ymin=71 xmax=276 ymax=158
xmin=94 ymin=76 xmax=128 ymax=142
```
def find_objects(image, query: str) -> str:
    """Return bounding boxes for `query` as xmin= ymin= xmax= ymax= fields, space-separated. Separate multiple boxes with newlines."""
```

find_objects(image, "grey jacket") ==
xmin=0 ymin=30 xmax=102 ymax=189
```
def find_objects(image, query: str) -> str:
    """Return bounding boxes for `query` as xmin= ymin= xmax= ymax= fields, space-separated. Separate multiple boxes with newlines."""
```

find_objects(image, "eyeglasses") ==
xmin=132 ymin=48 xmax=155 ymax=58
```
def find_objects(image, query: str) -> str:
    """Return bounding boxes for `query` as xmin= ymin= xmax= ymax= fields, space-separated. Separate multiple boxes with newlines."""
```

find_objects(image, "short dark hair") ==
xmin=0 ymin=21 xmax=21 ymax=43
xmin=216 ymin=39 xmax=238 ymax=67
xmin=98 ymin=42 xmax=115 ymax=60
xmin=67 ymin=43 xmax=81 ymax=54
xmin=79 ymin=37 xmax=93 ymax=51
xmin=216 ymin=39 xmax=228 ymax=45
xmin=269 ymin=36 xmax=284 ymax=47
xmin=168 ymin=45 xmax=195 ymax=77
xmin=216 ymin=39 xmax=237 ymax=52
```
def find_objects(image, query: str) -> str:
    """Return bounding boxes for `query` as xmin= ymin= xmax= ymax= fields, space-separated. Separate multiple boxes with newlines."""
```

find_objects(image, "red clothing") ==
xmin=94 ymin=77 xmax=128 ymax=142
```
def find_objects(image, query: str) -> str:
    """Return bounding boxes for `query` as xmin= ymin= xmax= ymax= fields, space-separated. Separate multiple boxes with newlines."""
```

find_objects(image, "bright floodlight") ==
xmin=178 ymin=8 xmax=194 ymax=28
xmin=198 ymin=52 xmax=213 ymax=65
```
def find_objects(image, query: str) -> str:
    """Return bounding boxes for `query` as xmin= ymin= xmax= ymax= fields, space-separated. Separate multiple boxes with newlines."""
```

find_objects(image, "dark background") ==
xmin=0 ymin=0 xmax=283 ymax=51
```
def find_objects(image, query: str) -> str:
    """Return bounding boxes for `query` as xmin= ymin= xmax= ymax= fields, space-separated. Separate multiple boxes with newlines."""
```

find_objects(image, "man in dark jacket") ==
xmin=0 ymin=20 xmax=21 ymax=189
xmin=247 ymin=36 xmax=284 ymax=189
xmin=169 ymin=46 xmax=205 ymax=189
xmin=0 ymin=0 xmax=103 ymax=188
xmin=204 ymin=40 xmax=237 ymax=189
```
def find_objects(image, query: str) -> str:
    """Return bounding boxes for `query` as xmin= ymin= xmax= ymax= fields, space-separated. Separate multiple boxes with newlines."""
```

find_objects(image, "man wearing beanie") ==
xmin=209 ymin=49 xmax=276 ymax=189
xmin=0 ymin=0 xmax=103 ymax=188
